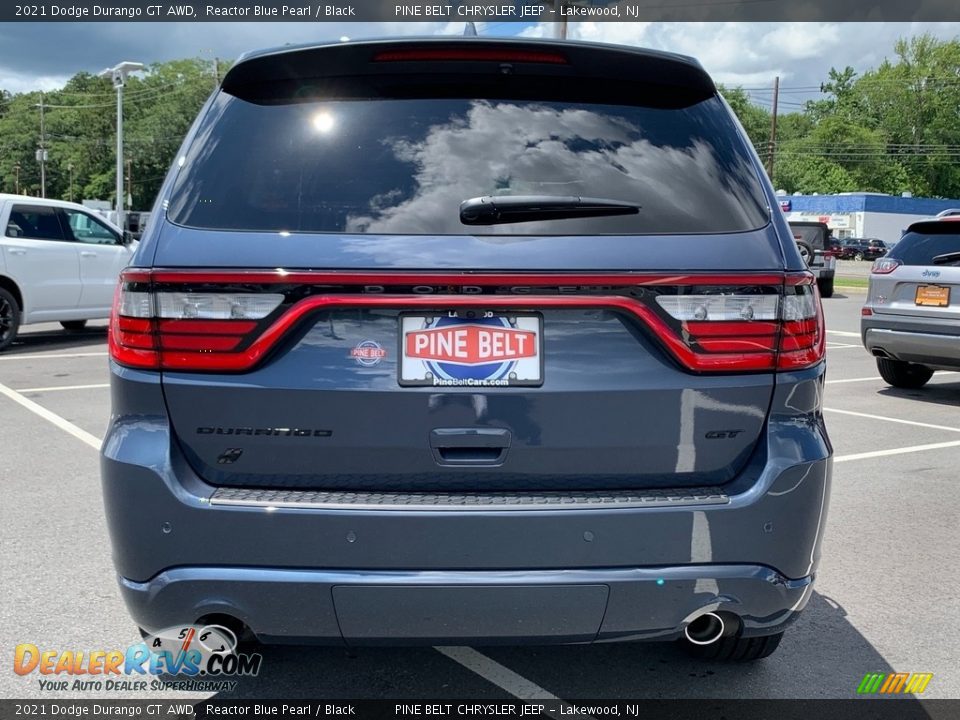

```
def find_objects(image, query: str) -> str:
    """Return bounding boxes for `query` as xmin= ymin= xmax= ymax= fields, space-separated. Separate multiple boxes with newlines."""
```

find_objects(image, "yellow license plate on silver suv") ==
xmin=915 ymin=285 xmax=950 ymax=307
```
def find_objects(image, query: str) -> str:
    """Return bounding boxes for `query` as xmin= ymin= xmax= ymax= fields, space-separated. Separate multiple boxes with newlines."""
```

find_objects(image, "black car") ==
xmin=840 ymin=238 xmax=888 ymax=261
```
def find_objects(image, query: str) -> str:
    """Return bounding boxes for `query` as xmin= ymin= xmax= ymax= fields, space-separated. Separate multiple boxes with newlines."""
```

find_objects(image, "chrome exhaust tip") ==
xmin=684 ymin=612 xmax=726 ymax=646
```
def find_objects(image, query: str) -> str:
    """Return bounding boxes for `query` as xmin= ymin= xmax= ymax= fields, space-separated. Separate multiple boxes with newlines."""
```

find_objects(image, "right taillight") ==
xmin=777 ymin=283 xmax=825 ymax=370
xmin=656 ymin=277 xmax=824 ymax=372
xmin=871 ymin=258 xmax=901 ymax=274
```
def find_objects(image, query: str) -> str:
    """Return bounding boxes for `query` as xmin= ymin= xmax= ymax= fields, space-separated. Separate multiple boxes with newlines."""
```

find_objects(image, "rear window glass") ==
xmin=888 ymin=227 xmax=960 ymax=265
xmin=788 ymin=224 xmax=827 ymax=248
xmin=167 ymin=94 xmax=770 ymax=235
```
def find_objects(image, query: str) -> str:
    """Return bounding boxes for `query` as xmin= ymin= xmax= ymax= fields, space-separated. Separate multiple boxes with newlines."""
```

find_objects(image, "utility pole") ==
xmin=13 ymin=162 xmax=20 ymax=195
xmin=67 ymin=162 xmax=74 ymax=202
xmin=554 ymin=0 xmax=567 ymax=39
xmin=766 ymin=76 xmax=780 ymax=180
xmin=125 ymin=158 xmax=132 ymax=211
xmin=213 ymin=57 xmax=220 ymax=87
xmin=99 ymin=61 xmax=144 ymax=230
xmin=35 ymin=92 xmax=47 ymax=198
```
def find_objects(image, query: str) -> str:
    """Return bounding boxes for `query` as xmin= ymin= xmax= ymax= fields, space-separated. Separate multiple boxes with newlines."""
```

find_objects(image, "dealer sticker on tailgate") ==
xmin=399 ymin=313 xmax=543 ymax=387
xmin=915 ymin=285 xmax=950 ymax=307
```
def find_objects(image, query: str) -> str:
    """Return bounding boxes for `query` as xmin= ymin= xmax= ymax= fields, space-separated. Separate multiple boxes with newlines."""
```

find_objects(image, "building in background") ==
xmin=777 ymin=193 xmax=960 ymax=244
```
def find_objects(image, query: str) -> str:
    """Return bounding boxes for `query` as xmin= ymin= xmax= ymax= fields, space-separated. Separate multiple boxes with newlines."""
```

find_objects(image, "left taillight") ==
xmin=871 ymin=258 xmax=901 ymax=274
xmin=109 ymin=270 xmax=283 ymax=371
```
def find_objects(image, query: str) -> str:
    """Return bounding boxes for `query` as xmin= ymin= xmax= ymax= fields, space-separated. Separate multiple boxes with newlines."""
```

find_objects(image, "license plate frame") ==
xmin=398 ymin=311 xmax=544 ymax=388
xmin=915 ymin=285 xmax=950 ymax=307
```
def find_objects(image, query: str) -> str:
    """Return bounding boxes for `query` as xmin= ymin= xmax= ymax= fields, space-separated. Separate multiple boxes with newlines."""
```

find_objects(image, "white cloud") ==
xmin=0 ymin=70 xmax=71 ymax=94
xmin=550 ymin=21 xmax=959 ymax=104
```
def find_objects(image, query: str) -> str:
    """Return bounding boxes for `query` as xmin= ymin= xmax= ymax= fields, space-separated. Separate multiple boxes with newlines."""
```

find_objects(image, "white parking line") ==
xmin=437 ymin=647 xmax=591 ymax=718
xmin=825 ymin=376 xmax=881 ymax=384
xmin=835 ymin=440 xmax=960 ymax=463
xmin=18 ymin=383 xmax=110 ymax=393
xmin=0 ymin=351 xmax=108 ymax=361
xmin=826 ymin=330 xmax=861 ymax=337
xmin=826 ymin=371 xmax=958 ymax=385
xmin=0 ymin=382 xmax=101 ymax=450
xmin=826 ymin=343 xmax=860 ymax=349
xmin=436 ymin=647 xmax=561 ymax=700
xmin=823 ymin=407 xmax=960 ymax=434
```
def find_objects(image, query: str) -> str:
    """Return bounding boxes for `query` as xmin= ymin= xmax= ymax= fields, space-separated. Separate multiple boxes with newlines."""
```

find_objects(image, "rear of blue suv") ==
xmin=101 ymin=38 xmax=831 ymax=661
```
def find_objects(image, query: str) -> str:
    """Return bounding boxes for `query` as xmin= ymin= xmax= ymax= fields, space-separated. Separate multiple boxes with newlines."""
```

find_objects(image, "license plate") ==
xmin=399 ymin=312 xmax=543 ymax=387
xmin=915 ymin=285 xmax=950 ymax=307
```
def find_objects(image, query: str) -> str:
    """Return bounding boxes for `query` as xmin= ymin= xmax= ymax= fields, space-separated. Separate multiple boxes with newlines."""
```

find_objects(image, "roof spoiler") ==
xmin=221 ymin=38 xmax=716 ymax=109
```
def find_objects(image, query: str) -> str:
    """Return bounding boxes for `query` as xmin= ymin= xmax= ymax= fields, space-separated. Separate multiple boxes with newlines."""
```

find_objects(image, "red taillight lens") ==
xmin=372 ymin=48 xmax=568 ymax=64
xmin=109 ymin=270 xmax=282 ymax=371
xmin=776 ymin=283 xmax=825 ymax=370
xmin=872 ymin=258 xmax=901 ymax=274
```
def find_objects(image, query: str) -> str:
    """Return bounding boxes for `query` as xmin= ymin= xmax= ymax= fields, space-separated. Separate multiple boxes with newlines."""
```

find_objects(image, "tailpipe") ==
xmin=684 ymin=612 xmax=727 ymax=646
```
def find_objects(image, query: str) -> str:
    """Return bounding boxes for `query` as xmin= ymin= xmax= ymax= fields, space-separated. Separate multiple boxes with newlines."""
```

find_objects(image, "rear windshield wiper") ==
xmin=932 ymin=251 xmax=960 ymax=266
xmin=459 ymin=195 xmax=640 ymax=226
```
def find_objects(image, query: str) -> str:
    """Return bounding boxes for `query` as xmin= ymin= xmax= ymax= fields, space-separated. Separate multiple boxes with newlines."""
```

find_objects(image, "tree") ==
xmin=718 ymin=85 xmax=771 ymax=152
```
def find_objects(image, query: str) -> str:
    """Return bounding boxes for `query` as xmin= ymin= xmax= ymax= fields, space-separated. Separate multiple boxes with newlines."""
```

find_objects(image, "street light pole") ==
xmin=99 ymin=61 xmax=144 ymax=230
xmin=36 ymin=92 xmax=47 ymax=198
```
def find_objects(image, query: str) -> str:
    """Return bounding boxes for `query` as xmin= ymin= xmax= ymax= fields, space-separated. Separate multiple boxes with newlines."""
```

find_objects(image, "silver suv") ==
xmin=862 ymin=218 xmax=960 ymax=388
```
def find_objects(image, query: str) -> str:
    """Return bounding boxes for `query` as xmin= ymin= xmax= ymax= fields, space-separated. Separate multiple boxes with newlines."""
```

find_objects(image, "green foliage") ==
xmin=773 ymin=33 xmax=960 ymax=197
xmin=728 ymin=34 xmax=959 ymax=198
xmin=718 ymin=85 xmax=771 ymax=152
xmin=0 ymin=58 xmax=223 ymax=207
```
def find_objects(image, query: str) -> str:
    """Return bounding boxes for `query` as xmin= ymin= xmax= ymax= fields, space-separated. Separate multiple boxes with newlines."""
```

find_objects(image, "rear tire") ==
xmin=817 ymin=276 xmax=835 ymax=298
xmin=0 ymin=287 xmax=21 ymax=352
xmin=876 ymin=358 xmax=933 ymax=389
xmin=684 ymin=631 xmax=784 ymax=661
xmin=854 ymin=251 xmax=864 ymax=261
xmin=796 ymin=241 xmax=813 ymax=266
xmin=60 ymin=320 xmax=87 ymax=331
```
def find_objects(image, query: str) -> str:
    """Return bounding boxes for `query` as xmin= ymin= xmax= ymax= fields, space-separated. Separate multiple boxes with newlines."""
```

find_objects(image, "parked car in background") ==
xmin=862 ymin=217 xmax=960 ymax=388
xmin=124 ymin=211 xmax=151 ymax=242
xmin=102 ymin=37 xmax=832 ymax=662
xmin=839 ymin=238 xmax=888 ymax=261
xmin=787 ymin=221 xmax=837 ymax=297
xmin=0 ymin=194 xmax=136 ymax=350
xmin=823 ymin=235 xmax=843 ymax=259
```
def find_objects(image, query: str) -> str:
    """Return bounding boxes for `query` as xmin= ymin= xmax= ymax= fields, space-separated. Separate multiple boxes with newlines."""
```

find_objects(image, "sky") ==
xmin=1 ymin=21 xmax=958 ymax=110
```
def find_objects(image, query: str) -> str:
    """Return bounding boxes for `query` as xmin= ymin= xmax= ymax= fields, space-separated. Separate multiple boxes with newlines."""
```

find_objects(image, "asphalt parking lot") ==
xmin=1 ymin=291 xmax=958 ymax=701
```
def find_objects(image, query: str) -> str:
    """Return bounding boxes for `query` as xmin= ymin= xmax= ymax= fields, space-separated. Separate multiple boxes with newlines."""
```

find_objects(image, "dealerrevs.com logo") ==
xmin=857 ymin=672 xmax=933 ymax=694
xmin=14 ymin=625 xmax=262 ymax=693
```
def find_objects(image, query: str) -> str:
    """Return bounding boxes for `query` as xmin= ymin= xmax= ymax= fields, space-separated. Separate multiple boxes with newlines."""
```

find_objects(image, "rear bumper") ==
xmin=862 ymin=323 xmax=960 ymax=368
xmin=119 ymin=565 xmax=813 ymax=645
xmin=102 ymin=364 xmax=831 ymax=645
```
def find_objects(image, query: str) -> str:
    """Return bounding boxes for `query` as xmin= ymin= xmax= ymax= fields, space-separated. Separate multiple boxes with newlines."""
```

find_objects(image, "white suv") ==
xmin=0 ymin=194 xmax=136 ymax=350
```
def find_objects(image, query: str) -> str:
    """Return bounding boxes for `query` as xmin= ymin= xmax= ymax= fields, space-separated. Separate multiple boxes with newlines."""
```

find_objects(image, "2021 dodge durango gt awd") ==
xmin=101 ymin=38 xmax=832 ymax=662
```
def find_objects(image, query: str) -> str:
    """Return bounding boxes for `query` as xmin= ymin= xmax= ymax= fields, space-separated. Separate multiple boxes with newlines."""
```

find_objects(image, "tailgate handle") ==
xmin=430 ymin=428 xmax=511 ymax=466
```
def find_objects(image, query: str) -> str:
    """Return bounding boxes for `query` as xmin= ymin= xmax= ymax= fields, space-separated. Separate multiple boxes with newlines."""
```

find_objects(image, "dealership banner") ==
xmin=4 ymin=0 xmax=959 ymax=22
xmin=2 ymin=699 xmax=955 ymax=719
